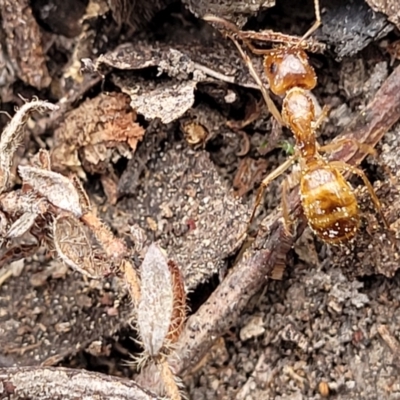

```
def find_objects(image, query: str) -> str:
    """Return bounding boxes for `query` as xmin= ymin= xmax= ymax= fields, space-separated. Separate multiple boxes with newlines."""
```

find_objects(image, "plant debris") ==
xmin=0 ymin=0 xmax=51 ymax=90
xmin=51 ymin=92 xmax=145 ymax=180
xmin=365 ymin=0 xmax=400 ymax=29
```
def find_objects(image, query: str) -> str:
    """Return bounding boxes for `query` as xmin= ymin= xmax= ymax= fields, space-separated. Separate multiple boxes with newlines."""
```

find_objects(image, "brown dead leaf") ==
xmin=0 ymin=0 xmax=51 ymax=89
xmin=51 ymin=92 xmax=145 ymax=177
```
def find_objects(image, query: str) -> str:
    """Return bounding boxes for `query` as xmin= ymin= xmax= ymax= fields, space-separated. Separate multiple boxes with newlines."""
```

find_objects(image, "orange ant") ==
xmin=205 ymin=2 xmax=392 ymax=244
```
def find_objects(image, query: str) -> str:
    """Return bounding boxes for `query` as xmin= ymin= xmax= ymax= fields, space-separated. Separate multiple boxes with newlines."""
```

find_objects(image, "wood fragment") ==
xmin=378 ymin=325 xmax=400 ymax=356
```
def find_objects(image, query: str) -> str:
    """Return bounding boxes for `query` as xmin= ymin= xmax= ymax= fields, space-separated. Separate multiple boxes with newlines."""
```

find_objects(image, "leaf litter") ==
xmin=1 ymin=1 xmax=400 ymax=399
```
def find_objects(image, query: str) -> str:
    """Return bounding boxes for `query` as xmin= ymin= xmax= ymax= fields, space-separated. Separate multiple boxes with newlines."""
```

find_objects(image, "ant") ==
xmin=205 ymin=1 xmax=392 ymax=244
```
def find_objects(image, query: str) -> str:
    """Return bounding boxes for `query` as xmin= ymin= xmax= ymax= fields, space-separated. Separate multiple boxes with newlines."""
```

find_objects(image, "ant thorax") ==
xmin=283 ymin=88 xmax=317 ymax=159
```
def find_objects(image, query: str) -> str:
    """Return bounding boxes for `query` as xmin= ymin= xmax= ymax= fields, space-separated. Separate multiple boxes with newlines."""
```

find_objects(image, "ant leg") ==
xmin=248 ymin=155 xmax=297 ymax=229
xmin=228 ymin=35 xmax=284 ymax=126
xmin=313 ymin=105 xmax=330 ymax=131
xmin=329 ymin=161 xmax=391 ymax=231
xmin=281 ymin=178 xmax=292 ymax=235
xmin=203 ymin=14 xmax=240 ymax=34
xmin=319 ymin=138 xmax=377 ymax=158
xmin=242 ymin=40 xmax=277 ymax=56
xmin=300 ymin=0 xmax=322 ymax=43
xmin=321 ymin=139 xmax=397 ymax=185
xmin=281 ymin=169 xmax=301 ymax=235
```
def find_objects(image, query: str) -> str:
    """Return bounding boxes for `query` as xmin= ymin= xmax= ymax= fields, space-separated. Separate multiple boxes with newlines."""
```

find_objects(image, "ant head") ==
xmin=264 ymin=48 xmax=317 ymax=96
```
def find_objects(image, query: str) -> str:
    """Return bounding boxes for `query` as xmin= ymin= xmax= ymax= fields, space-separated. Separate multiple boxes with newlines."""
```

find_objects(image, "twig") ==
xmin=378 ymin=325 xmax=400 ymax=356
xmin=192 ymin=62 xmax=236 ymax=84
xmin=0 ymin=366 xmax=161 ymax=400
xmin=170 ymin=64 xmax=400 ymax=375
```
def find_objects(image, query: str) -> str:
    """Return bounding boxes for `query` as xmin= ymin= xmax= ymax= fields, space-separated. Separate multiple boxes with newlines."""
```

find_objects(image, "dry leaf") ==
xmin=137 ymin=243 xmax=174 ymax=357
xmin=18 ymin=166 xmax=83 ymax=218
xmin=53 ymin=215 xmax=102 ymax=279
xmin=0 ymin=0 xmax=51 ymax=88
xmin=51 ymin=92 xmax=145 ymax=177
xmin=114 ymin=76 xmax=196 ymax=124
xmin=0 ymin=100 xmax=58 ymax=194
xmin=365 ymin=0 xmax=400 ymax=29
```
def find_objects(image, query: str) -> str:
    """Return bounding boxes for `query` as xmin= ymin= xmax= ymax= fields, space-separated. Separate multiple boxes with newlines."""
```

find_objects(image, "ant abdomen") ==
xmin=300 ymin=163 xmax=360 ymax=244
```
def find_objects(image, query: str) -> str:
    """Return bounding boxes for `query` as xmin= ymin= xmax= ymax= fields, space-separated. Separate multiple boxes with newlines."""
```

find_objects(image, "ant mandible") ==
xmin=205 ymin=0 xmax=391 ymax=244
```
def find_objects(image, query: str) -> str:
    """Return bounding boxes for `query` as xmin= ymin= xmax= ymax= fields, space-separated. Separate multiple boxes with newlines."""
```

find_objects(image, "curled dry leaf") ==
xmin=137 ymin=243 xmax=174 ymax=357
xmin=0 ymin=190 xmax=48 ymax=265
xmin=165 ymin=260 xmax=186 ymax=345
xmin=17 ymin=166 xmax=83 ymax=218
xmin=53 ymin=215 xmax=102 ymax=279
xmin=0 ymin=100 xmax=58 ymax=194
xmin=0 ymin=190 xmax=48 ymax=217
xmin=98 ymin=43 xmax=198 ymax=81
xmin=6 ymin=211 xmax=40 ymax=239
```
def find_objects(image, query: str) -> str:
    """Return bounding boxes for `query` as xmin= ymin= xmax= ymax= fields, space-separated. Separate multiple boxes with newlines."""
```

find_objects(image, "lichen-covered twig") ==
xmin=170 ymin=64 xmax=400 ymax=375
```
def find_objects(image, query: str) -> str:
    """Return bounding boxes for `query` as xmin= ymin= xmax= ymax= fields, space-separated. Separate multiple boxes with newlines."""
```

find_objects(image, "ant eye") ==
xmin=269 ymin=62 xmax=277 ymax=74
